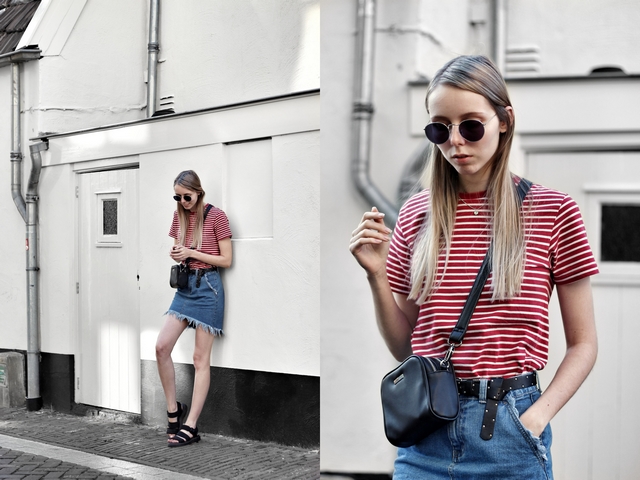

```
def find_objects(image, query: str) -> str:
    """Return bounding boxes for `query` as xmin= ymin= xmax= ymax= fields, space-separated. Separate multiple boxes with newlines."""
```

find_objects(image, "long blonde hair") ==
xmin=409 ymin=55 xmax=525 ymax=303
xmin=174 ymin=170 xmax=206 ymax=249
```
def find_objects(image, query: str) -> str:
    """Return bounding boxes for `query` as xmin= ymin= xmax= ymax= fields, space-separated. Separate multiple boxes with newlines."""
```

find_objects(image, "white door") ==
xmin=77 ymin=168 xmax=140 ymax=413
xmin=528 ymin=151 xmax=640 ymax=480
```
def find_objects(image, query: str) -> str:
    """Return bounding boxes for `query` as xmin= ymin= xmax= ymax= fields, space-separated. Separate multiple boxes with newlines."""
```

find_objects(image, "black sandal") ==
xmin=167 ymin=425 xmax=201 ymax=447
xmin=166 ymin=402 xmax=188 ymax=436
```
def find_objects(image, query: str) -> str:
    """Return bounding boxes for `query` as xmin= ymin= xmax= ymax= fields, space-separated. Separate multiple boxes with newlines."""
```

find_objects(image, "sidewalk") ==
xmin=0 ymin=407 xmax=319 ymax=479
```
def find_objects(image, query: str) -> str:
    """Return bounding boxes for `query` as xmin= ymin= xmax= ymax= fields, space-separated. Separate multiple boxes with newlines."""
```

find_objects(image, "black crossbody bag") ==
xmin=380 ymin=179 xmax=532 ymax=448
xmin=169 ymin=204 xmax=213 ymax=289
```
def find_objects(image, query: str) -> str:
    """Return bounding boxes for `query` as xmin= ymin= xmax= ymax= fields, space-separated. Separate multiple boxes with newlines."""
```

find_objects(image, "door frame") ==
xmin=73 ymin=159 xmax=140 ymax=410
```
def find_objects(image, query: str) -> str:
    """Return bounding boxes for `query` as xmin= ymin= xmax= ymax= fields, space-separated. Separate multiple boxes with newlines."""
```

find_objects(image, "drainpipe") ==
xmin=3 ymin=47 xmax=44 ymax=411
xmin=492 ymin=0 xmax=507 ymax=73
xmin=25 ymin=140 xmax=47 ymax=411
xmin=11 ymin=63 xmax=27 ymax=222
xmin=146 ymin=0 xmax=160 ymax=117
xmin=351 ymin=0 xmax=398 ymax=226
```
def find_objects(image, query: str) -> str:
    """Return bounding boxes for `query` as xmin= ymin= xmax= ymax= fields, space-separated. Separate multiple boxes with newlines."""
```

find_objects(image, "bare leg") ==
xmin=168 ymin=326 xmax=215 ymax=444
xmin=156 ymin=314 xmax=188 ymax=427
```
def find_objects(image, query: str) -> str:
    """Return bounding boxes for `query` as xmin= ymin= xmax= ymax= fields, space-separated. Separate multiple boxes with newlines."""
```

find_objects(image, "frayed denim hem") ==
xmin=165 ymin=310 xmax=223 ymax=336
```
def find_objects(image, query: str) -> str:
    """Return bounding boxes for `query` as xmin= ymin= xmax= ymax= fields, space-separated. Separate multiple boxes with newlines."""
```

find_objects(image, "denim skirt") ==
xmin=393 ymin=384 xmax=553 ymax=480
xmin=166 ymin=269 xmax=225 ymax=336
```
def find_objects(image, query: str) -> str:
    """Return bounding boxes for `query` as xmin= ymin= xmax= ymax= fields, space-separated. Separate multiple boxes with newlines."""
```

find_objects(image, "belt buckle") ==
xmin=486 ymin=378 xmax=504 ymax=401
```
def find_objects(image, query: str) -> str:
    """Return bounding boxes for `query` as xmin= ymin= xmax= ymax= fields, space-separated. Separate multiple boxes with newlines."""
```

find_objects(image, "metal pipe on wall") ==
xmin=7 ymin=49 xmax=45 ymax=410
xmin=146 ymin=0 xmax=160 ymax=117
xmin=492 ymin=0 xmax=507 ymax=73
xmin=25 ymin=140 xmax=47 ymax=411
xmin=351 ymin=0 xmax=398 ymax=226
xmin=11 ymin=62 xmax=27 ymax=222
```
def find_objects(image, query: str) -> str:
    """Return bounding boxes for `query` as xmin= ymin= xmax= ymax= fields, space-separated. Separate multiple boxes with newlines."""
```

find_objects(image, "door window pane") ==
xmin=103 ymin=199 xmax=118 ymax=235
xmin=601 ymin=204 xmax=640 ymax=262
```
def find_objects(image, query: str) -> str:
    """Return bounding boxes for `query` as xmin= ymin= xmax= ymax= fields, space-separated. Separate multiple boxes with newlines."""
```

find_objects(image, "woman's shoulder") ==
xmin=526 ymin=182 xmax=575 ymax=207
xmin=204 ymin=204 xmax=231 ymax=227
xmin=204 ymin=203 xmax=227 ymax=216
xmin=398 ymin=189 xmax=430 ymax=220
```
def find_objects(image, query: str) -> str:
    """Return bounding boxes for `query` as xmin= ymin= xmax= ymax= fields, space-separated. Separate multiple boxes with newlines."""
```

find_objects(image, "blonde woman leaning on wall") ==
xmin=349 ymin=55 xmax=597 ymax=479
xmin=156 ymin=170 xmax=232 ymax=447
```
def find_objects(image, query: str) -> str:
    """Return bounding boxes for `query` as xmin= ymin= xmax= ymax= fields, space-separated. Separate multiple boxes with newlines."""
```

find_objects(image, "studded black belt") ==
xmin=457 ymin=372 xmax=538 ymax=440
xmin=189 ymin=267 xmax=217 ymax=287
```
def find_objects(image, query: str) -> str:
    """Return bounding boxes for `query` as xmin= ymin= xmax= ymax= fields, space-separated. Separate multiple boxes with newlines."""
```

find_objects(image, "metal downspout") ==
xmin=351 ymin=0 xmax=398 ymax=226
xmin=6 ymin=48 xmax=42 ymax=410
xmin=11 ymin=63 xmax=27 ymax=222
xmin=146 ymin=0 xmax=160 ymax=117
xmin=25 ymin=140 xmax=47 ymax=411
xmin=9 ymin=54 xmax=45 ymax=410
xmin=492 ymin=0 xmax=507 ymax=73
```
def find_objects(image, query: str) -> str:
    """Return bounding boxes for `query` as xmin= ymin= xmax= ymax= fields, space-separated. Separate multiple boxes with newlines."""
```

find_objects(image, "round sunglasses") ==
xmin=173 ymin=194 xmax=194 ymax=202
xmin=424 ymin=113 xmax=497 ymax=144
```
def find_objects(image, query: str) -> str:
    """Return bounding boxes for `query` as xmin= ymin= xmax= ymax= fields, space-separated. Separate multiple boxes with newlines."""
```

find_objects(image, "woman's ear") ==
xmin=500 ymin=106 xmax=514 ymax=133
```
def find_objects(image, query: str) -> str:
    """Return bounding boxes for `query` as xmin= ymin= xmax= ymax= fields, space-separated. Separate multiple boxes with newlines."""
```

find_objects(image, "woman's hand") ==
xmin=169 ymin=245 xmax=190 ymax=263
xmin=517 ymin=277 xmax=597 ymax=439
xmin=349 ymin=207 xmax=392 ymax=277
xmin=518 ymin=408 xmax=547 ymax=438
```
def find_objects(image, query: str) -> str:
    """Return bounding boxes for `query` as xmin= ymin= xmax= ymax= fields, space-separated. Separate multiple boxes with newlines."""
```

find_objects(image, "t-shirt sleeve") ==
xmin=211 ymin=208 xmax=232 ymax=241
xmin=168 ymin=211 xmax=179 ymax=239
xmin=550 ymin=195 xmax=599 ymax=284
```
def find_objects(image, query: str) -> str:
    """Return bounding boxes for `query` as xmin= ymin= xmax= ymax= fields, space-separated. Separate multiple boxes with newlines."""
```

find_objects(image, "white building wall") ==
xmin=158 ymin=0 xmax=320 ymax=112
xmin=20 ymin=0 xmax=148 ymax=133
xmin=38 ymin=162 xmax=77 ymax=355
xmin=505 ymin=0 xmax=640 ymax=76
xmin=17 ymin=0 xmax=320 ymax=134
xmin=34 ymin=93 xmax=319 ymax=378
xmin=0 ymin=70 xmax=28 ymax=352
xmin=2 ymin=2 xmax=319 ymax=372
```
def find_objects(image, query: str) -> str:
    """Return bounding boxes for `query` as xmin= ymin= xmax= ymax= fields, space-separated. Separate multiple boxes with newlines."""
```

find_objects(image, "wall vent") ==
xmin=505 ymin=45 xmax=541 ymax=76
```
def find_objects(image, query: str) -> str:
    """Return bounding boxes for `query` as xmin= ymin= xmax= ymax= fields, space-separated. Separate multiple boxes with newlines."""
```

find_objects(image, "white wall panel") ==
xmin=38 ymin=163 xmax=76 ymax=354
xmin=158 ymin=0 xmax=319 ymax=112
xmin=226 ymin=140 xmax=273 ymax=239
xmin=506 ymin=0 xmax=640 ymax=77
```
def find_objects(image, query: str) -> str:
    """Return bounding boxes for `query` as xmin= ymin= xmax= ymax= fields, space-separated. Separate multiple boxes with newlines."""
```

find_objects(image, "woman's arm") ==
xmin=350 ymin=207 xmax=418 ymax=361
xmin=170 ymin=237 xmax=233 ymax=268
xmin=519 ymin=276 xmax=598 ymax=436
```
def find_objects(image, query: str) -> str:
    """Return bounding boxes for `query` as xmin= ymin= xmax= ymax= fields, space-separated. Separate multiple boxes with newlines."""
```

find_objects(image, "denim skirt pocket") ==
xmin=500 ymin=387 xmax=553 ymax=477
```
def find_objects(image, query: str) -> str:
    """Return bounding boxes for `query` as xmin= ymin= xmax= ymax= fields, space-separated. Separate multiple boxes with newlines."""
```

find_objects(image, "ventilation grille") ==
xmin=505 ymin=45 xmax=541 ymax=77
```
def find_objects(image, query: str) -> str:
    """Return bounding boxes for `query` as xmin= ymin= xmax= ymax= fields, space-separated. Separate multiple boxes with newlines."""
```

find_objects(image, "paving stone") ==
xmin=0 ymin=407 xmax=319 ymax=479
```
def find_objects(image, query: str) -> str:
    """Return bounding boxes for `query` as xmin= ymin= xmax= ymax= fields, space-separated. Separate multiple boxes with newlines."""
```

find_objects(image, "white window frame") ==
xmin=585 ymin=183 xmax=640 ymax=286
xmin=95 ymin=189 xmax=122 ymax=247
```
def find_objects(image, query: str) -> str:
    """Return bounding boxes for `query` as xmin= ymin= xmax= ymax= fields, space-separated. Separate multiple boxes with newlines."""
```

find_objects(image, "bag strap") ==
xmin=184 ymin=204 xmax=214 ymax=266
xmin=442 ymin=178 xmax=532 ymax=364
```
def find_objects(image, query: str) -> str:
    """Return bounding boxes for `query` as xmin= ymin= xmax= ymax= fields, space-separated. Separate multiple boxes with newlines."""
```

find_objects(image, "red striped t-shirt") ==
xmin=386 ymin=183 xmax=598 ymax=379
xmin=169 ymin=204 xmax=232 ymax=270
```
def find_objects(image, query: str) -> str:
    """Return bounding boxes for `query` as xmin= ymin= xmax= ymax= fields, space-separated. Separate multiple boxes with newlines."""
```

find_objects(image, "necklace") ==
xmin=459 ymin=197 xmax=480 ymax=216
